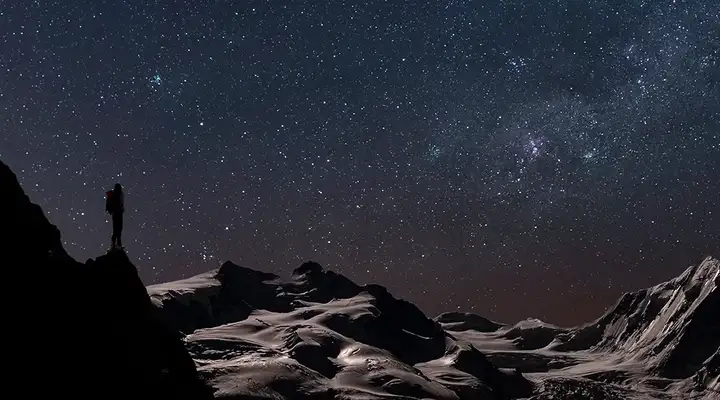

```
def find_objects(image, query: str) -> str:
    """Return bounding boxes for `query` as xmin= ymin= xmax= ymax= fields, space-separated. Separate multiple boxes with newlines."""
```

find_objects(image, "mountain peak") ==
xmin=293 ymin=260 xmax=325 ymax=275
xmin=675 ymin=256 xmax=719 ymax=297
xmin=435 ymin=312 xmax=504 ymax=333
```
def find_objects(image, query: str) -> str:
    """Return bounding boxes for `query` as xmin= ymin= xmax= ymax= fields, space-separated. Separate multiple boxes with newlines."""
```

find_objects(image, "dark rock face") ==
xmin=691 ymin=349 xmax=719 ymax=392
xmin=1 ymin=160 xmax=211 ymax=399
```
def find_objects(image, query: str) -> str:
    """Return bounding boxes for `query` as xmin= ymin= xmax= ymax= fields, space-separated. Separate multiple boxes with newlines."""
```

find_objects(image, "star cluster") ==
xmin=1 ymin=0 xmax=718 ymax=325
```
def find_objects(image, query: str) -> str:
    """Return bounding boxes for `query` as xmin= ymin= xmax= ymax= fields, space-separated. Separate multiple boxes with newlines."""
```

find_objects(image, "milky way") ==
xmin=2 ymin=1 xmax=718 ymax=325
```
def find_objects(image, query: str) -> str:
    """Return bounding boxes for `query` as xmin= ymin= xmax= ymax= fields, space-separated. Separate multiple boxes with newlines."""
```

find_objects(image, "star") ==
xmin=0 ymin=0 xmax=717 ymax=326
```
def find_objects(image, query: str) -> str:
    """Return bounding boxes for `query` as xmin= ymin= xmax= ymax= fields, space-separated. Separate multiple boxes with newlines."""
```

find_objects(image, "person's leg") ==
xmin=111 ymin=215 xmax=117 ymax=248
xmin=112 ymin=213 xmax=122 ymax=248
xmin=116 ymin=212 xmax=124 ymax=247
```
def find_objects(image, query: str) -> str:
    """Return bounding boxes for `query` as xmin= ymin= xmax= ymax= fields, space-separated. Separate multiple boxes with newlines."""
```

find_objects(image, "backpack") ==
xmin=105 ymin=190 xmax=114 ymax=213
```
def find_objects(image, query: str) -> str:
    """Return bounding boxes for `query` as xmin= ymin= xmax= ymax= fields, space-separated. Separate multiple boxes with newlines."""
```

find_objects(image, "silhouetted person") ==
xmin=105 ymin=183 xmax=125 ymax=249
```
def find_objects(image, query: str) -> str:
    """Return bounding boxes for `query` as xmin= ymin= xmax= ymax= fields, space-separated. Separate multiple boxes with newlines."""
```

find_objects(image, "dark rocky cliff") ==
xmin=1 ymin=159 xmax=211 ymax=399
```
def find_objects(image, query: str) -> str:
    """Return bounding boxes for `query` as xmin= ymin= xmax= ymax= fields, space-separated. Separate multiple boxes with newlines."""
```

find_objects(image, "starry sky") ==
xmin=2 ymin=0 xmax=718 ymax=326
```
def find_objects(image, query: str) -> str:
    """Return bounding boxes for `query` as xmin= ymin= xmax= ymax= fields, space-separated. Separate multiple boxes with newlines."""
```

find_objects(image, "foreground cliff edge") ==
xmin=3 ymin=157 xmax=717 ymax=400
xmin=1 ymin=160 xmax=212 ymax=399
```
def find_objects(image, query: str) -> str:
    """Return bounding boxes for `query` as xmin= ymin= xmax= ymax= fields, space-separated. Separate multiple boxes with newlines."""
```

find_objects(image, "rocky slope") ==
xmin=1 ymin=160 xmax=211 ymax=398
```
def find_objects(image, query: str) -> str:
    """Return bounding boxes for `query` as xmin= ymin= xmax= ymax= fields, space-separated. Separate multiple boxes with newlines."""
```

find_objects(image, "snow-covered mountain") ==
xmin=148 ymin=261 xmax=532 ymax=399
xmin=3 ymin=157 xmax=717 ymax=399
xmin=147 ymin=256 xmax=719 ymax=399
xmin=554 ymin=257 xmax=719 ymax=371
xmin=443 ymin=257 xmax=719 ymax=399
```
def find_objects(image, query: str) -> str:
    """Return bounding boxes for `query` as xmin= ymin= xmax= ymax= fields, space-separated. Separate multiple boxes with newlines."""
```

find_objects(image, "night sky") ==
xmin=2 ymin=1 xmax=718 ymax=326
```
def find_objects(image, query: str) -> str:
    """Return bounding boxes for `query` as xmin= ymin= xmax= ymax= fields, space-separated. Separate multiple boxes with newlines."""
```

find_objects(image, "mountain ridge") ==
xmin=148 ymin=256 xmax=718 ymax=399
xmin=149 ymin=260 xmax=534 ymax=399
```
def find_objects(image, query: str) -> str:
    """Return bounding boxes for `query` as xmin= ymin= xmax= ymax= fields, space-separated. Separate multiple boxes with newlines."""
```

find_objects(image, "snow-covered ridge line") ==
xmin=144 ymin=256 xmax=718 ymax=398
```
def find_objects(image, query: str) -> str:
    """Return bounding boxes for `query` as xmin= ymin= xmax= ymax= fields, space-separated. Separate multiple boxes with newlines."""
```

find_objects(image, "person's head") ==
xmin=114 ymin=183 xmax=122 ymax=193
